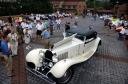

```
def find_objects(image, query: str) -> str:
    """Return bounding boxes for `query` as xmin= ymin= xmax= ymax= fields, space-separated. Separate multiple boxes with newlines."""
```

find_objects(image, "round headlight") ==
xmin=52 ymin=56 xmax=58 ymax=63
xmin=49 ymin=62 xmax=53 ymax=67
xmin=39 ymin=58 xmax=43 ymax=63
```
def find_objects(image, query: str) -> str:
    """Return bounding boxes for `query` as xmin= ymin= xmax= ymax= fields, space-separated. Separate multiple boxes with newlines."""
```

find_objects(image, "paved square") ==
xmin=0 ymin=16 xmax=128 ymax=84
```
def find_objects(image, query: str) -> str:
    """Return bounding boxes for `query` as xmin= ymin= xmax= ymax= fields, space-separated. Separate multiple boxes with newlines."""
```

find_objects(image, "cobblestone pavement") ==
xmin=0 ymin=16 xmax=128 ymax=84
xmin=25 ymin=16 xmax=128 ymax=84
xmin=11 ymin=44 xmax=27 ymax=84
xmin=0 ymin=62 xmax=11 ymax=84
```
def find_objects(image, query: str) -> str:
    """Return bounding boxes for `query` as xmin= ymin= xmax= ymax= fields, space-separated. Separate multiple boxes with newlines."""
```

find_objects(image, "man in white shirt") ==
xmin=36 ymin=21 xmax=43 ymax=38
xmin=21 ymin=21 xmax=27 ymax=29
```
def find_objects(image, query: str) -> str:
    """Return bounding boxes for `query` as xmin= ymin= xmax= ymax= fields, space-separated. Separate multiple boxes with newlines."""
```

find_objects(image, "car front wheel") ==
xmin=56 ymin=69 xmax=73 ymax=84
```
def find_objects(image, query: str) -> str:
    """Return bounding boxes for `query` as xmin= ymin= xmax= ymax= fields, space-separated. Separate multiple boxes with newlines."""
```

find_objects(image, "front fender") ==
xmin=49 ymin=59 xmax=73 ymax=78
xmin=26 ymin=48 xmax=47 ymax=67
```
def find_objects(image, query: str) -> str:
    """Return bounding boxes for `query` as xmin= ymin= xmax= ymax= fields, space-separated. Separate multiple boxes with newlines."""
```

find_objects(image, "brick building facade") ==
xmin=114 ymin=3 xmax=128 ymax=19
xmin=50 ymin=0 xmax=87 ymax=14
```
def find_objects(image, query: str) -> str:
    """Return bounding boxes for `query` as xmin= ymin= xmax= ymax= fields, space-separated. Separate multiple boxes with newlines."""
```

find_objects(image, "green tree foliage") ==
xmin=0 ymin=0 xmax=53 ymax=16
xmin=86 ymin=0 xmax=95 ymax=8
xmin=22 ymin=0 xmax=53 ymax=14
xmin=110 ymin=0 xmax=127 ymax=5
xmin=110 ymin=0 xmax=117 ymax=5
xmin=87 ymin=0 xmax=112 ymax=9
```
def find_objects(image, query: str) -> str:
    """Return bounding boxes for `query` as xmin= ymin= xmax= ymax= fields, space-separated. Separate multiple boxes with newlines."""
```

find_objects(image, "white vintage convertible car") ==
xmin=26 ymin=28 xmax=101 ymax=83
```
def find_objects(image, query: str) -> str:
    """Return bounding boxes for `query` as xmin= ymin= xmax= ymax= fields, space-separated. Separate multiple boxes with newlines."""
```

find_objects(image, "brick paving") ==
xmin=11 ymin=44 xmax=27 ymax=84
xmin=97 ymin=34 xmax=128 ymax=58
xmin=124 ymin=40 xmax=128 ymax=50
xmin=68 ymin=55 xmax=128 ymax=84
xmin=0 ymin=62 xmax=11 ymax=84
xmin=0 ymin=44 xmax=28 ymax=84
xmin=0 ymin=16 xmax=128 ymax=84
xmin=95 ymin=53 xmax=128 ymax=63
xmin=24 ymin=16 xmax=128 ymax=84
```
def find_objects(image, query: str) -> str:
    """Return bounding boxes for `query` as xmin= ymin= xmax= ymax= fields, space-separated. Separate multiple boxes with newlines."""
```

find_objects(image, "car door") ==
xmin=84 ymin=37 xmax=96 ymax=52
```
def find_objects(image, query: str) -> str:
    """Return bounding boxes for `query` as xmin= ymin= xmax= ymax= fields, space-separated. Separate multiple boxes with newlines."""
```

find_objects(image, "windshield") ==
xmin=75 ymin=35 xmax=84 ymax=41
xmin=66 ymin=33 xmax=84 ymax=41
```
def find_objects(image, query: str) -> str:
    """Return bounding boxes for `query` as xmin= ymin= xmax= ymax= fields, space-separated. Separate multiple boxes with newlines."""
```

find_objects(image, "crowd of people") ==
xmin=0 ymin=11 xmax=127 ymax=77
xmin=0 ymin=12 xmax=76 ymax=77
xmin=103 ymin=15 xmax=128 ymax=49
xmin=0 ymin=17 xmax=18 ymax=77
